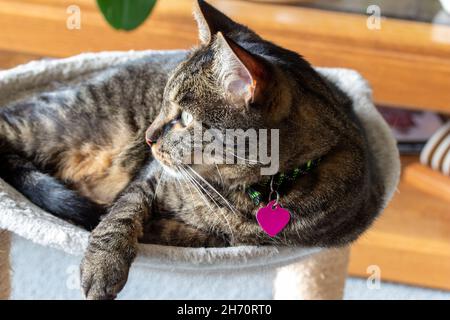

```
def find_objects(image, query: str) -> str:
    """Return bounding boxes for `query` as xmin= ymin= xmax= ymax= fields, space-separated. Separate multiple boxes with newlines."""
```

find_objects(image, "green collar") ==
xmin=246 ymin=158 xmax=321 ymax=206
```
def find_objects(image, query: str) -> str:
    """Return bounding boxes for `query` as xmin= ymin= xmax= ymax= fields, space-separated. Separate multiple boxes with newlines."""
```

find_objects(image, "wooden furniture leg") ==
xmin=0 ymin=229 xmax=11 ymax=300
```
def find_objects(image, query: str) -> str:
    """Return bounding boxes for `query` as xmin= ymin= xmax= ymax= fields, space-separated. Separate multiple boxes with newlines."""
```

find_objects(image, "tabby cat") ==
xmin=0 ymin=1 xmax=383 ymax=299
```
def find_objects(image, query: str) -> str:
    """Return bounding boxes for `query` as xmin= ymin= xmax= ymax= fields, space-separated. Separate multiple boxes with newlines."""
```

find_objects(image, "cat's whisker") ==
xmin=175 ymin=166 xmax=198 ymax=211
xmin=183 ymin=166 xmax=237 ymax=243
xmin=179 ymin=166 xmax=211 ymax=207
xmin=212 ymin=134 xmax=263 ymax=165
xmin=222 ymin=148 xmax=262 ymax=165
xmin=172 ymin=167 xmax=185 ymax=194
xmin=171 ymin=167 xmax=197 ymax=214
xmin=180 ymin=167 xmax=225 ymax=218
xmin=214 ymin=163 xmax=224 ymax=187
xmin=175 ymin=167 xmax=205 ymax=213
xmin=179 ymin=166 xmax=220 ymax=220
xmin=152 ymin=168 xmax=165 ymax=206
xmin=179 ymin=166 xmax=224 ymax=231
xmin=185 ymin=165 xmax=239 ymax=216
xmin=180 ymin=166 xmax=235 ymax=242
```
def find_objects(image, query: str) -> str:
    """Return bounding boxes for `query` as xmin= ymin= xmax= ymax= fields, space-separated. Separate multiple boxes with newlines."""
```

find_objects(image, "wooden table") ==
xmin=1 ymin=0 xmax=449 ymax=290
xmin=349 ymin=156 xmax=450 ymax=290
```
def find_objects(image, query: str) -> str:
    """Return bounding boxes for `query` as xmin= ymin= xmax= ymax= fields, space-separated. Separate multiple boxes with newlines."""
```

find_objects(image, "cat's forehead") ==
xmin=165 ymin=47 xmax=215 ymax=103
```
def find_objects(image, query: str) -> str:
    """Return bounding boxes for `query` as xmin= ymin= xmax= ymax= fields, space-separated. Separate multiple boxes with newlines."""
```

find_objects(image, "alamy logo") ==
xmin=366 ymin=5 xmax=382 ymax=30
xmin=366 ymin=265 xmax=381 ymax=289
xmin=66 ymin=5 xmax=81 ymax=30
xmin=174 ymin=124 xmax=280 ymax=176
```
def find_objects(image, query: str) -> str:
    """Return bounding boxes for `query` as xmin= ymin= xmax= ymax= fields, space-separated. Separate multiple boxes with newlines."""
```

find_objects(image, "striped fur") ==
xmin=0 ymin=1 xmax=384 ymax=299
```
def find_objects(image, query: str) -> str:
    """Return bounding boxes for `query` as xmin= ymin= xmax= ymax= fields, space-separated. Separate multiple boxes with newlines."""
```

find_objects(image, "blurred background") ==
xmin=1 ymin=0 xmax=449 ymax=299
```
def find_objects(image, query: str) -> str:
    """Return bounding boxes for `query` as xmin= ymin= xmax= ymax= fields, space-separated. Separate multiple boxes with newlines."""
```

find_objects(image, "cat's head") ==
xmin=146 ymin=0 xmax=340 ymax=186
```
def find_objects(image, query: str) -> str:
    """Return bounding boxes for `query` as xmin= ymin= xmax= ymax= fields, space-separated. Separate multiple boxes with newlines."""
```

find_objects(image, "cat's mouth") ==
xmin=151 ymin=145 xmax=171 ymax=166
xmin=150 ymin=144 xmax=185 ymax=178
xmin=151 ymin=151 xmax=177 ymax=176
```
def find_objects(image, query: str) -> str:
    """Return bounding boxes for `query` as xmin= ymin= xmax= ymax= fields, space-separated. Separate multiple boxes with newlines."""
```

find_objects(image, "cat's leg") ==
xmin=80 ymin=178 xmax=154 ymax=300
xmin=142 ymin=218 xmax=229 ymax=247
xmin=0 ymin=154 xmax=104 ymax=230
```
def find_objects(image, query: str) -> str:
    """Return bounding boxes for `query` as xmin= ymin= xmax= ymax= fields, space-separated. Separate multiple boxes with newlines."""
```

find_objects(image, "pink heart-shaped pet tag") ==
xmin=256 ymin=200 xmax=291 ymax=237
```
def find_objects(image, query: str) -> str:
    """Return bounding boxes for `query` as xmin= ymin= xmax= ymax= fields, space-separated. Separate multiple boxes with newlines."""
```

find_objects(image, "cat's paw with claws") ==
xmin=80 ymin=238 xmax=136 ymax=300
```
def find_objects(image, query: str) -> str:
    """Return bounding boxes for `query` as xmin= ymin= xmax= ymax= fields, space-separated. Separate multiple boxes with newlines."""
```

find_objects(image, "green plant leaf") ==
xmin=97 ymin=0 xmax=157 ymax=31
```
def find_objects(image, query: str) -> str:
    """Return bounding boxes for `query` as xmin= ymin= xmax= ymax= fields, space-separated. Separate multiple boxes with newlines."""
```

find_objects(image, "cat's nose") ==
xmin=146 ymin=114 xmax=165 ymax=146
xmin=146 ymin=127 xmax=161 ymax=146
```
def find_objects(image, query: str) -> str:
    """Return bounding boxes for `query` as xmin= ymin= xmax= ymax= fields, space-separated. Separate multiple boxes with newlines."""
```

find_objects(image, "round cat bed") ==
xmin=0 ymin=50 xmax=400 ymax=299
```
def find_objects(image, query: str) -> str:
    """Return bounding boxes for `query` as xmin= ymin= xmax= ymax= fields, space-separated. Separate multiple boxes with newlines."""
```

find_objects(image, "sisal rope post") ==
xmin=0 ymin=229 xmax=11 ymax=300
xmin=273 ymin=246 xmax=350 ymax=300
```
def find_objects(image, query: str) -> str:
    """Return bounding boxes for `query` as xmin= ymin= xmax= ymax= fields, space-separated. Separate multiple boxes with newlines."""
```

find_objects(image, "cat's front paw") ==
xmin=80 ymin=238 xmax=136 ymax=300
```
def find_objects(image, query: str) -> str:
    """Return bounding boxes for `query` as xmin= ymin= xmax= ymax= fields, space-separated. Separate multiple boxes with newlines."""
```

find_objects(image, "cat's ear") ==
xmin=193 ymin=0 xmax=240 ymax=44
xmin=214 ymin=32 xmax=269 ymax=106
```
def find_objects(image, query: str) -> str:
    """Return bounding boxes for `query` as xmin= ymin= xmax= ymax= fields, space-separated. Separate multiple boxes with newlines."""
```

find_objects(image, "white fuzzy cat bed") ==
xmin=0 ymin=50 xmax=400 ymax=300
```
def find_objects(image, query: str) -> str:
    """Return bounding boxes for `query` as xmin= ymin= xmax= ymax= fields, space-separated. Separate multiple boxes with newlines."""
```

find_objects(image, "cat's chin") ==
xmin=157 ymin=162 xmax=181 ymax=178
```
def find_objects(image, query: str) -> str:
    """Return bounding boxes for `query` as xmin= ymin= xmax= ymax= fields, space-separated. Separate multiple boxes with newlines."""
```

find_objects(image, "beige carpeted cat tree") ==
xmin=0 ymin=50 xmax=400 ymax=300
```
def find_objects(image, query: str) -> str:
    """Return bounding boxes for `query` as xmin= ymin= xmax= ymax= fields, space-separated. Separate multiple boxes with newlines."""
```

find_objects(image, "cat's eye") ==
xmin=181 ymin=111 xmax=194 ymax=127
